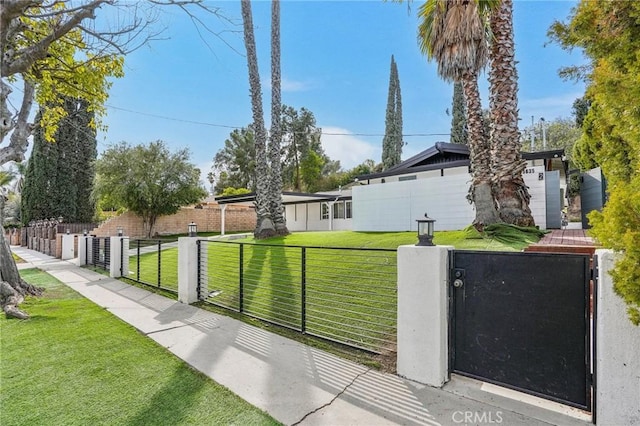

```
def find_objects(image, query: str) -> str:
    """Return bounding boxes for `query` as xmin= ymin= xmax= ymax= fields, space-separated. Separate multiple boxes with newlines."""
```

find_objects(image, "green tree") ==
xmin=488 ymin=0 xmax=534 ymax=227
xmin=212 ymin=128 xmax=256 ymax=194
xmin=550 ymin=0 xmax=640 ymax=324
xmin=0 ymin=0 xmax=227 ymax=319
xmin=418 ymin=0 xmax=500 ymax=229
xmin=21 ymin=98 xmax=97 ymax=224
xmin=94 ymin=141 xmax=207 ymax=238
xmin=281 ymin=105 xmax=326 ymax=191
xmin=449 ymin=81 xmax=467 ymax=145
xmin=382 ymin=55 xmax=403 ymax=170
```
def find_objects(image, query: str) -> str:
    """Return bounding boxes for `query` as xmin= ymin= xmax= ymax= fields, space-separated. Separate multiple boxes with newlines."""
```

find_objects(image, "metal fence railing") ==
xmin=198 ymin=240 xmax=397 ymax=354
xmin=87 ymin=237 xmax=111 ymax=271
xmin=122 ymin=238 xmax=179 ymax=294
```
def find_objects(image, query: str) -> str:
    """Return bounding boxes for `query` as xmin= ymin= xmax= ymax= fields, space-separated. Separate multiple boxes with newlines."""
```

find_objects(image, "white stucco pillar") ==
xmin=178 ymin=237 xmax=200 ymax=304
xmin=109 ymin=236 xmax=128 ymax=278
xmin=220 ymin=204 xmax=227 ymax=236
xmin=61 ymin=234 xmax=75 ymax=260
xmin=78 ymin=236 xmax=92 ymax=266
xmin=596 ymin=249 xmax=640 ymax=425
xmin=397 ymin=245 xmax=452 ymax=387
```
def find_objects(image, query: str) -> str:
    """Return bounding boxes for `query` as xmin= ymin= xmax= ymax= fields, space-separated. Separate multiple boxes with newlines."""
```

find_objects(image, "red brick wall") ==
xmin=90 ymin=205 xmax=256 ymax=238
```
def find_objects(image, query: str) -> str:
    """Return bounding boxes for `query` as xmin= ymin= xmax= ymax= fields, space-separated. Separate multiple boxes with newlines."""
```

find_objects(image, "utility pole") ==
xmin=530 ymin=116 xmax=535 ymax=151
xmin=540 ymin=117 xmax=547 ymax=150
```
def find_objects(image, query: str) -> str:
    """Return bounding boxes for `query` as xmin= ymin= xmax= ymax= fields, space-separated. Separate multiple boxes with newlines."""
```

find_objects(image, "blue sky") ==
xmin=99 ymin=0 xmax=586 ymax=180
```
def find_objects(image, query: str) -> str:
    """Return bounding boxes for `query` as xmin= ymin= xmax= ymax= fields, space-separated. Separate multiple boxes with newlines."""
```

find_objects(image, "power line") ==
xmin=7 ymin=81 xmax=451 ymax=138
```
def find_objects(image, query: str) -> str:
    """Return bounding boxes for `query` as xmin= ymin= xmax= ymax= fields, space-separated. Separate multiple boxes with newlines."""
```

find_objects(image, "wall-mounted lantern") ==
xmin=65 ymin=228 xmax=70 ymax=235
xmin=116 ymin=226 xmax=124 ymax=236
xmin=188 ymin=222 xmax=197 ymax=237
xmin=416 ymin=213 xmax=436 ymax=247
xmin=83 ymin=229 xmax=88 ymax=237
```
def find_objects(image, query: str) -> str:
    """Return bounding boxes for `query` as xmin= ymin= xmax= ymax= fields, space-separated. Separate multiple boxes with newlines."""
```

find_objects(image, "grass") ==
xmin=0 ymin=268 xmax=280 ymax=426
xmin=125 ymin=230 xmax=539 ymax=353
xmin=233 ymin=229 xmax=538 ymax=251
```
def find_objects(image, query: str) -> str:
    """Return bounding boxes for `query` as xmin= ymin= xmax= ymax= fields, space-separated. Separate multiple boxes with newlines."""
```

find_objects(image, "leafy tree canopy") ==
xmin=95 ymin=141 xmax=207 ymax=237
xmin=550 ymin=0 xmax=640 ymax=324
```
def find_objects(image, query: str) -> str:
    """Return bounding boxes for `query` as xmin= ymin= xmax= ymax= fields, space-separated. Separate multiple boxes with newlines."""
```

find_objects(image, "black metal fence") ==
xmin=198 ymin=240 xmax=397 ymax=354
xmin=87 ymin=237 xmax=110 ymax=270
xmin=122 ymin=238 xmax=179 ymax=294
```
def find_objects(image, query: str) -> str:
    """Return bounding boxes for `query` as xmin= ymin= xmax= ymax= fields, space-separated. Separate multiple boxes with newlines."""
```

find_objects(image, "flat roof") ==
xmin=215 ymin=191 xmax=352 ymax=206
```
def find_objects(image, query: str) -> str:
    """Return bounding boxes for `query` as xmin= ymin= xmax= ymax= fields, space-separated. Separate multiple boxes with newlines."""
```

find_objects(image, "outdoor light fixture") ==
xmin=58 ymin=216 xmax=63 ymax=223
xmin=66 ymin=228 xmax=70 ymax=235
xmin=188 ymin=222 xmax=197 ymax=237
xmin=116 ymin=226 xmax=124 ymax=236
xmin=416 ymin=213 xmax=436 ymax=246
xmin=83 ymin=229 xmax=88 ymax=237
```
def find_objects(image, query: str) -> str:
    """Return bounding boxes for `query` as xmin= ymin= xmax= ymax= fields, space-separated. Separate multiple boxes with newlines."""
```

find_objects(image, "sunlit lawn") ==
xmin=127 ymin=230 xmax=539 ymax=352
xmin=0 ymin=268 xmax=280 ymax=426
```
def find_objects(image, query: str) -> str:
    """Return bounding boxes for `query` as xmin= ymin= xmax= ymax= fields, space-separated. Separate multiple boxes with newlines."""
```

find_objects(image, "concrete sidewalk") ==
xmin=12 ymin=246 xmax=591 ymax=426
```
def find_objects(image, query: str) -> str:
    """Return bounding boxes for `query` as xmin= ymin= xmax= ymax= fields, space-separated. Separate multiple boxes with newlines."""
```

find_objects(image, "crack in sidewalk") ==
xmin=291 ymin=368 xmax=372 ymax=426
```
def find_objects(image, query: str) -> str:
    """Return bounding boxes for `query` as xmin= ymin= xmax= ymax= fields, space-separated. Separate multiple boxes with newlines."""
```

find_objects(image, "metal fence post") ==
xmin=157 ymin=240 xmax=162 ymax=287
xmin=301 ymin=247 xmax=306 ymax=333
xmin=136 ymin=240 xmax=141 ymax=281
xmin=239 ymin=243 xmax=244 ymax=313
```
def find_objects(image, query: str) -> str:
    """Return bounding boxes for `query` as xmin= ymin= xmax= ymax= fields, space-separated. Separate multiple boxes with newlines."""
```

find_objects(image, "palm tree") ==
xmin=268 ymin=0 xmax=289 ymax=236
xmin=418 ymin=0 xmax=500 ymax=229
xmin=488 ymin=0 xmax=534 ymax=226
xmin=241 ymin=0 xmax=276 ymax=238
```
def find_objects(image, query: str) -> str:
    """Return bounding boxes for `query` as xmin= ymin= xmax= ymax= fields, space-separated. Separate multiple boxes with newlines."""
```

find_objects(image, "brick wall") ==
xmin=90 ymin=205 xmax=256 ymax=238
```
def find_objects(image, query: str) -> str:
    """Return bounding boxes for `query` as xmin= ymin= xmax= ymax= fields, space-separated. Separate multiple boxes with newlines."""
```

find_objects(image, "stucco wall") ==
xmin=352 ymin=165 xmax=549 ymax=232
xmin=596 ymin=250 xmax=640 ymax=425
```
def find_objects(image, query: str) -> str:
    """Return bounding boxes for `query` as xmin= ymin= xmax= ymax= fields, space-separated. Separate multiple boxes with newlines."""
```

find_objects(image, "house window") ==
xmin=333 ymin=202 xmax=345 ymax=219
xmin=398 ymin=175 xmax=417 ymax=181
xmin=321 ymin=203 xmax=329 ymax=220
xmin=346 ymin=201 xmax=353 ymax=219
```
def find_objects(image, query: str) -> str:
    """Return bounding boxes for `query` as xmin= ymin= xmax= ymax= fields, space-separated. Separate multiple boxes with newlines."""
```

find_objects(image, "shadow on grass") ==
xmin=125 ymin=366 xmax=205 ymax=426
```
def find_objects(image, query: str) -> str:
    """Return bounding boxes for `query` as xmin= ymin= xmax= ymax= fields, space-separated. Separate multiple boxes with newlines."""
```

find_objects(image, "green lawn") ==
xmin=0 ymin=268 xmax=280 ymax=426
xmin=126 ymin=229 xmax=540 ymax=353
xmin=234 ymin=229 xmax=539 ymax=251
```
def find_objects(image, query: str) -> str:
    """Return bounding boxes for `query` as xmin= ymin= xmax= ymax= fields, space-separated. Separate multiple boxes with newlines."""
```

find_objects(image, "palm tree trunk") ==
xmin=489 ymin=0 xmax=535 ymax=226
xmin=268 ymin=0 xmax=288 ymax=236
xmin=461 ymin=71 xmax=501 ymax=229
xmin=241 ymin=0 xmax=275 ymax=238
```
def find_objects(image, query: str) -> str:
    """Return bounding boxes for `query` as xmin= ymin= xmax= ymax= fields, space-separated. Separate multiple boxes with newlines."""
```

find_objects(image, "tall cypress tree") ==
xmin=450 ymin=82 xmax=468 ymax=144
xmin=382 ymin=55 xmax=403 ymax=170
xmin=21 ymin=97 xmax=97 ymax=224
xmin=21 ymin=110 xmax=58 ymax=224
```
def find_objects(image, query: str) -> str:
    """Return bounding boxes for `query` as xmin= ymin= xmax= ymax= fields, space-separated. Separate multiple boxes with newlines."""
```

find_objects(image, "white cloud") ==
xmin=281 ymin=77 xmax=312 ymax=92
xmin=320 ymin=126 xmax=379 ymax=170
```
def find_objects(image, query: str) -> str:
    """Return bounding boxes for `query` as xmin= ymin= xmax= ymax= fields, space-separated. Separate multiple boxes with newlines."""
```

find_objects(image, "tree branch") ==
xmin=0 ymin=80 xmax=34 ymax=164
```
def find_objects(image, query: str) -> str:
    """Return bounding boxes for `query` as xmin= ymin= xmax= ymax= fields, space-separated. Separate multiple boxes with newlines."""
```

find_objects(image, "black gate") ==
xmin=450 ymin=250 xmax=592 ymax=411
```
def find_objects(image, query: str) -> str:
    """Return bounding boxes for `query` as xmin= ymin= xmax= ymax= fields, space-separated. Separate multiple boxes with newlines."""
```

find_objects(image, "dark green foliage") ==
xmin=550 ymin=0 xmax=640 ymax=324
xmin=212 ymin=127 xmax=256 ymax=194
xmin=382 ymin=55 xmax=403 ymax=170
xmin=572 ymin=97 xmax=590 ymax=128
xmin=449 ymin=82 xmax=467 ymax=144
xmin=95 ymin=141 xmax=207 ymax=237
xmin=281 ymin=105 xmax=327 ymax=191
xmin=21 ymin=98 xmax=97 ymax=224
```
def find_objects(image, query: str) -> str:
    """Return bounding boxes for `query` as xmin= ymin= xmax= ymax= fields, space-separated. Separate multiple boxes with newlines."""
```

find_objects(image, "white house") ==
xmin=215 ymin=142 xmax=568 ymax=232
